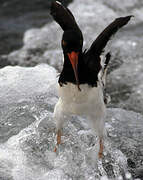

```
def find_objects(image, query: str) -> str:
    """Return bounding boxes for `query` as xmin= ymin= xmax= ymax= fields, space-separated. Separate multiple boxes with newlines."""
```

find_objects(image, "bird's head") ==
xmin=50 ymin=1 xmax=83 ymax=90
xmin=62 ymin=30 xmax=83 ymax=90
xmin=62 ymin=30 xmax=83 ymax=53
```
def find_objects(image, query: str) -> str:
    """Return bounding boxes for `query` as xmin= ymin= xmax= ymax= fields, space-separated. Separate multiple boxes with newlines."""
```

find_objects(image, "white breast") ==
xmin=54 ymin=59 xmax=107 ymax=137
xmin=58 ymin=82 xmax=106 ymax=118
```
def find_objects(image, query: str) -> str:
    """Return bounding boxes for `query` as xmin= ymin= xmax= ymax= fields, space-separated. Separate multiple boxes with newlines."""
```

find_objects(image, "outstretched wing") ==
xmin=50 ymin=1 xmax=83 ymax=39
xmin=86 ymin=16 xmax=133 ymax=56
xmin=84 ymin=16 xmax=132 ymax=75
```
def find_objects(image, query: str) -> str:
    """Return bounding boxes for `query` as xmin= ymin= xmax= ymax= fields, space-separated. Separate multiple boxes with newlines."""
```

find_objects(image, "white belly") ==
xmin=58 ymin=83 xmax=106 ymax=117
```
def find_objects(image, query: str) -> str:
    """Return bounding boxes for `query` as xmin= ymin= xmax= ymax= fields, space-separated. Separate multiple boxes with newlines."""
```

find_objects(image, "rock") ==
xmin=2 ymin=0 xmax=142 ymax=115
xmin=0 ymin=65 xmax=143 ymax=179
xmin=6 ymin=24 xmax=64 ymax=70
xmin=0 ymin=0 xmax=72 ymax=55
xmin=0 ymin=55 xmax=11 ymax=68
xmin=107 ymin=108 xmax=143 ymax=178
xmin=0 ymin=1 xmax=143 ymax=179
xmin=106 ymin=26 xmax=143 ymax=114
xmin=135 ymin=168 xmax=143 ymax=179
xmin=0 ymin=64 xmax=57 ymax=143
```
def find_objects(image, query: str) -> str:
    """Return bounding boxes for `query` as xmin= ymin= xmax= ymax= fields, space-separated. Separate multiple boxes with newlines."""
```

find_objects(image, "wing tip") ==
xmin=115 ymin=15 xmax=134 ymax=24
xmin=50 ymin=1 xmax=64 ymax=16
xmin=55 ymin=1 xmax=62 ymax=5
xmin=51 ymin=1 xmax=62 ymax=7
xmin=124 ymin=15 xmax=134 ymax=22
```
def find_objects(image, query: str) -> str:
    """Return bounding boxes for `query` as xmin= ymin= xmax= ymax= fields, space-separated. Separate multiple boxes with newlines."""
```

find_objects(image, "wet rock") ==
xmin=6 ymin=24 xmax=63 ymax=69
xmin=135 ymin=168 xmax=143 ymax=179
xmin=0 ymin=1 xmax=143 ymax=179
xmin=0 ymin=64 xmax=57 ymax=143
xmin=0 ymin=65 xmax=143 ymax=179
xmin=0 ymin=0 xmax=72 ymax=55
xmin=107 ymin=108 xmax=143 ymax=179
xmin=107 ymin=30 xmax=143 ymax=114
xmin=127 ymin=158 xmax=136 ymax=168
xmin=2 ymin=0 xmax=143 ymax=115
xmin=0 ymin=55 xmax=11 ymax=68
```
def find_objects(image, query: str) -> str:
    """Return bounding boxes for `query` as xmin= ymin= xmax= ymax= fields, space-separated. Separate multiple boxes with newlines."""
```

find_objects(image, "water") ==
xmin=0 ymin=0 xmax=143 ymax=179
xmin=0 ymin=64 xmax=143 ymax=180
xmin=5 ymin=0 xmax=143 ymax=113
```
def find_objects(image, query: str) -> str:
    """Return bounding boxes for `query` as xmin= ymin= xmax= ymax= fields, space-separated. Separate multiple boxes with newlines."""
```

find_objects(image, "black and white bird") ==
xmin=50 ymin=1 xmax=132 ymax=158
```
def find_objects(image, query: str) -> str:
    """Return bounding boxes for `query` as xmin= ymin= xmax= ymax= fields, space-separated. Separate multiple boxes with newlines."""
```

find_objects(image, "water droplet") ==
xmin=125 ymin=172 xmax=132 ymax=179
xmin=118 ymin=175 xmax=123 ymax=180
xmin=132 ymin=42 xmax=137 ymax=47
xmin=101 ymin=175 xmax=108 ymax=180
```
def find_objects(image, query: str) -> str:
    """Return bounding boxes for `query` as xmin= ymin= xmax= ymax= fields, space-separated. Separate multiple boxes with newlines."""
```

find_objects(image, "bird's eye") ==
xmin=80 ymin=40 xmax=82 ymax=45
xmin=62 ymin=40 xmax=67 ymax=46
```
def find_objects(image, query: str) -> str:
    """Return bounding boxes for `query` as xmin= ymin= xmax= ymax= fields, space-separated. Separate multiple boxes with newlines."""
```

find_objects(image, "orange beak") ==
xmin=67 ymin=51 xmax=81 ymax=91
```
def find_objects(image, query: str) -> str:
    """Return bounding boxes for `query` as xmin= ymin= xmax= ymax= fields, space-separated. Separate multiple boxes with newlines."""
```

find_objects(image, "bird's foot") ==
xmin=98 ymin=150 xmax=103 ymax=159
xmin=98 ymin=138 xmax=103 ymax=158
xmin=54 ymin=130 xmax=61 ymax=152
xmin=54 ymin=146 xmax=57 ymax=152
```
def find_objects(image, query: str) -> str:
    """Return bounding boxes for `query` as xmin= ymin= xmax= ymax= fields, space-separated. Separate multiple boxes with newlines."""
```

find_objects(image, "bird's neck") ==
xmin=59 ymin=51 xmax=83 ymax=85
xmin=59 ymin=51 xmax=99 ymax=87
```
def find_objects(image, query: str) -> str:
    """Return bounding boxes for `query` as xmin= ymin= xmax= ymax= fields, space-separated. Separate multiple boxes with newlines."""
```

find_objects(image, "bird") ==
xmin=50 ymin=1 xmax=132 ymax=158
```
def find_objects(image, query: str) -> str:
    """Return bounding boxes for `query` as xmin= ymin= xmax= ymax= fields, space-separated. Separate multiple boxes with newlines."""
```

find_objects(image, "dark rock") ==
xmin=0 ymin=0 xmax=72 ymax=55
xmin=135 ymin=168 xmax=143 ymax=179
xmin=0 ymin=55 xmax=11 ymax=68
xmin=127 ymin=158 xmax=136 ymax=168
xmin=107 ymin=108 xmax=143 ymax=179
xmin=0 ymin=0 xmax=143 ymax=115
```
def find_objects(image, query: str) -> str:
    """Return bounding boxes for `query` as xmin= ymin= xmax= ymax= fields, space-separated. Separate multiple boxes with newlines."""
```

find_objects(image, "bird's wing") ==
xmin=85 ymin=16 xmax=132 ymax=57
xmin=83 ymin=16 xmax=132 ymax=74
xmin=50 ymin=1 xmax=83 ymax=39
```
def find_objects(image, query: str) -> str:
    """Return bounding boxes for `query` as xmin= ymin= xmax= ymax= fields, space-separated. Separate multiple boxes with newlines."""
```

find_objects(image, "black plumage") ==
xmin=51 ymin=1 xmax=132 ymax=157
xmin=50 ymin=1 xmax=83 ymax=40
xmin=50 ymin=1 xmax=132 ymax=88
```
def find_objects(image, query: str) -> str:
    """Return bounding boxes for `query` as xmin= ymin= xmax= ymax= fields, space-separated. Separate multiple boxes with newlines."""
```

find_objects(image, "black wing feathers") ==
xmin=87 ymin=16 xmax=133 ymax=56
xmin=51 ymin=2 xmax=132 ymax=86
xmin=50 ymin=1 xmax=83 ymax=38
xmin=83 ymin=16 xmax=132 ymax=82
